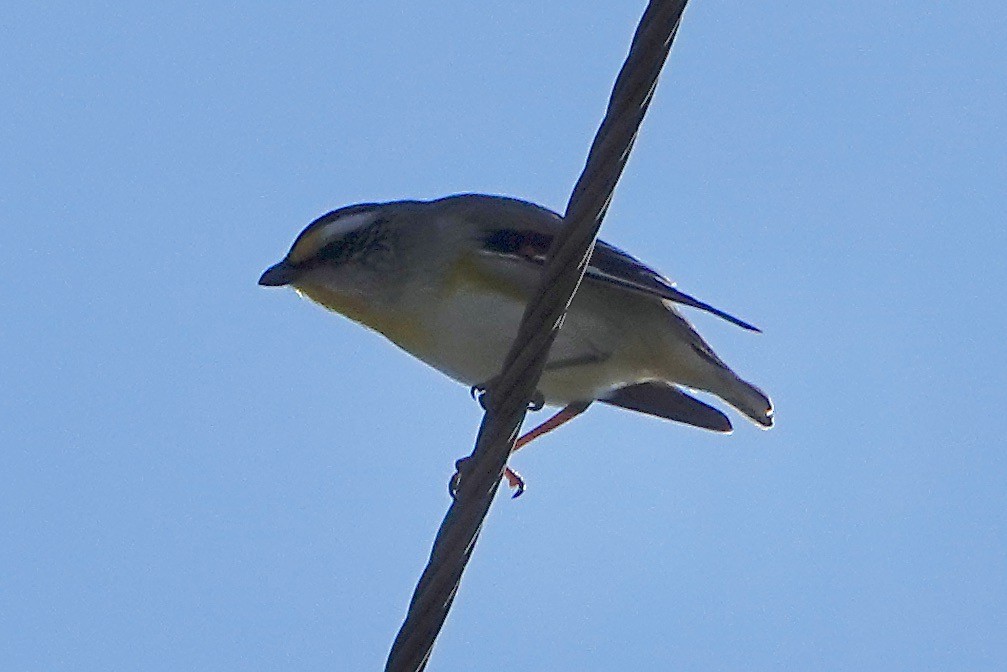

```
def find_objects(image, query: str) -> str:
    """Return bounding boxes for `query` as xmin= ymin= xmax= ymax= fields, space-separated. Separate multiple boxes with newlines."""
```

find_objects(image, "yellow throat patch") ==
xmin=293 ymin=283 xmax=430 ymax=353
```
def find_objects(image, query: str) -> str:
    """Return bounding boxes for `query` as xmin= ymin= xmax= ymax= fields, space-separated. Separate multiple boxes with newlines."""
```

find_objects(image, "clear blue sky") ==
xmin=3 ymin=2 xmax=1004 ymax=670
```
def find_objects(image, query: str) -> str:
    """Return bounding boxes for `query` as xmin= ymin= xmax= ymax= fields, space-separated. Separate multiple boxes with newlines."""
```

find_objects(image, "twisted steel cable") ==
xmin=385 ymin=2 xmax=690 ymax=669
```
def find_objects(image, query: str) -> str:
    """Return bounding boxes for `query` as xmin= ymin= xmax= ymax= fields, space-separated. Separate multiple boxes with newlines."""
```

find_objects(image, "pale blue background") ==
xmin=3 ymin=2 xmax=1004 ymax=670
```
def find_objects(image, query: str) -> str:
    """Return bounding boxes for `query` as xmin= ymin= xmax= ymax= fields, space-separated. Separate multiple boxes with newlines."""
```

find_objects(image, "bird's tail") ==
xmin=720 ymin=375 xmax=774 ymax=428
xmin=656 ymin=308 xmax=774 ymax=429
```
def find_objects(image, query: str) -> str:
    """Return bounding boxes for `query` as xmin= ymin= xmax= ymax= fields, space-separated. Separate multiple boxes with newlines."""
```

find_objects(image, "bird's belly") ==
xmin=408 ymin=285 xmax=635 ymax=405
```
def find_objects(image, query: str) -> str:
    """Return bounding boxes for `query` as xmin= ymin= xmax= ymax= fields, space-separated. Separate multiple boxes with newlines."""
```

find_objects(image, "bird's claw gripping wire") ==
xmin=527 ymin=392 xmax=545 ymax=411
xmin=469 ymin=383 xmax=487 ymax=405
xmin=470 ymin=382 xmax=544 ymax=412
xmin=503 ymin=466 xmax=526 ymax=497
xmin=448 ymin=459 xmax=465 ymax=499
xmin=450 ymin=457 xmax=526 ymax=499
xmin=459 ymin=383 xmax=539 ymax=497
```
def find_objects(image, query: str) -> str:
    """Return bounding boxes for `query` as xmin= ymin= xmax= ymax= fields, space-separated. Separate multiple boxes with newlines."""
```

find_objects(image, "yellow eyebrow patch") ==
xmin=288 ymin=225 xmax=331 ymax=265
xmin=287 ymin=210 xmax=376 ymax=265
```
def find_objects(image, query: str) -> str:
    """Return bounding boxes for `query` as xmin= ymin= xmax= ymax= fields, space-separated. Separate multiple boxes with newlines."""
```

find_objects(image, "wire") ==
xmin=384 ymin=2 xmax=690 ymax=669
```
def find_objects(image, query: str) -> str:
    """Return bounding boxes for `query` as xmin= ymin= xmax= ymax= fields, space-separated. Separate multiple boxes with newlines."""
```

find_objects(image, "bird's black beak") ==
xmin=258 ymin=260 xmax=299 ymax=287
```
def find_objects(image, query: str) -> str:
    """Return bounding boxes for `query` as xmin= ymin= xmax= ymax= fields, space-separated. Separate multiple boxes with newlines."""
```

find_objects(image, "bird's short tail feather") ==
xmin=724 ymin=377 xmax=774 ymax=428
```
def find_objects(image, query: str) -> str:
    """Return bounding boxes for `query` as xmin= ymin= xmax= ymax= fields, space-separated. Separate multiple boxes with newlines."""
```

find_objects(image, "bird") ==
xmin=259 ymin=194 xmax=773 ymax=494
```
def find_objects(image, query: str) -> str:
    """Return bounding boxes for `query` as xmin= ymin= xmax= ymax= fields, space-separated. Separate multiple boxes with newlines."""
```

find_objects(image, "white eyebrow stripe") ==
xmin=289 ymin=209 xmax=380 ymax=264
xmin=315 ymin=211 xmax=376 ymax=247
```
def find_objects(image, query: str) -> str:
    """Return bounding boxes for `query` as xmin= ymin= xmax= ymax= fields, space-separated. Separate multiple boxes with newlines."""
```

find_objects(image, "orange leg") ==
xmin=504 ymin=402 xmax=591 ymax=497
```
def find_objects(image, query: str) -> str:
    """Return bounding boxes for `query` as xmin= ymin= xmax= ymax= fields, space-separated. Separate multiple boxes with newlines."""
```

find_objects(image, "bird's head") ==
xmin=258 ymin=202 xmax=448 ymax=349
xmin=258 ymin=204 xmax=401 ymax=297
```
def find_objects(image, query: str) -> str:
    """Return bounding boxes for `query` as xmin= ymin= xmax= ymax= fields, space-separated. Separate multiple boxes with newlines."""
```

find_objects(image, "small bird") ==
xmin=259 ymin=194 xmax=773 ymax=494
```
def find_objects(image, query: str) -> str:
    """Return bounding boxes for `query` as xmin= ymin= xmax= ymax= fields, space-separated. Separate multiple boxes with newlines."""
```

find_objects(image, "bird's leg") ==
xmin=503 ymin=401 xmax=591 ymax=497
xmin=462 ymin=385 xmax=590 ymax=498
xmin=512 ymin=402 xmax=591 ymax=453
xmin=452 ymin=389 xmax=555 ymax=498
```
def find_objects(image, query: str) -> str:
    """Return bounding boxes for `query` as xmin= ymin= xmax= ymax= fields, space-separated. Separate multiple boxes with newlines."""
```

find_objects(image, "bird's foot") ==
xmin=470 ymin=382 xmax=544 ymax=412
xmin=449 ymin=457 xmax=526 ymax=500
xmin=504 ymin=466 xmax=526 ymax=498
xmin=469 ymin=382 xmax=493 ymax=410
xmin=449 ymin=458 xmax=466 ymax=499
xmin=527 ymin=391 xmax=545 ymax=412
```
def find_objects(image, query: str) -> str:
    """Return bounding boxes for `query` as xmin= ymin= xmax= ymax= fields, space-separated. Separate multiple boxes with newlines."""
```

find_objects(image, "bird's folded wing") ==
xmin=475 ymin=217 xmax=760 ymax=332
xmin=587 ymin=242 xmax=761 ymax=332
xmin=600 ymin=382 xmax=733 ymax=433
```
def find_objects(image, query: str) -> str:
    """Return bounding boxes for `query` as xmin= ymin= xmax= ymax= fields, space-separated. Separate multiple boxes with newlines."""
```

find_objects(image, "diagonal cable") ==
xmin=384 ymin=2 xmax=690 ymax=670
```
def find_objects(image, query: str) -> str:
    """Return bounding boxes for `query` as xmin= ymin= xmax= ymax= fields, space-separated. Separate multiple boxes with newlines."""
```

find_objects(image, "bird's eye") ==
xmin=317 ymin=238 xmax=348 ymax=262
xmin=314 ymin=220 xmax=389 ymax=266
